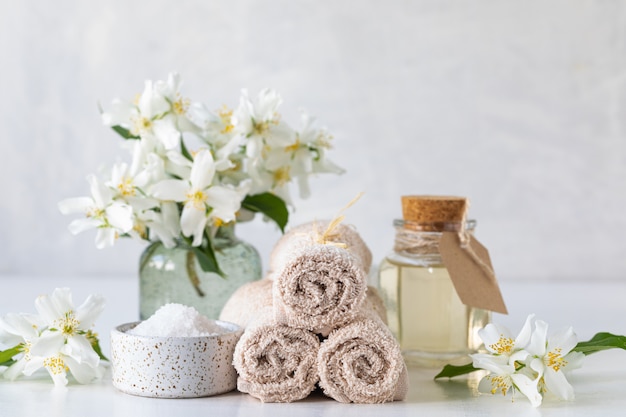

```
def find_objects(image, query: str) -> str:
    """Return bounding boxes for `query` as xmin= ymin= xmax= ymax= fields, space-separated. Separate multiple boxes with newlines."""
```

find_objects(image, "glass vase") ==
xmin=138 ymin=224 xmax=262 ymax=320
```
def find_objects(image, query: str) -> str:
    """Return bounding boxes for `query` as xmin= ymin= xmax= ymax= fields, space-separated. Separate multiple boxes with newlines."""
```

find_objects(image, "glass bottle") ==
xmin=139 ymin=223 xmax=262 ymax=320
xmin=377 ymin=196 xmax=490 ymax=367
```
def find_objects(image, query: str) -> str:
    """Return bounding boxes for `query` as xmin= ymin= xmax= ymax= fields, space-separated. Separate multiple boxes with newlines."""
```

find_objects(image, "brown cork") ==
xmin=401 ymin=195 xmax=467 ymax=224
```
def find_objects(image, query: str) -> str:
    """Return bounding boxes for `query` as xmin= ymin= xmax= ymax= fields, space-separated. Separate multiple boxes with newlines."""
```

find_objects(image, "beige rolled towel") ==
xmin=317 ymin=296 xmax=408 ymax=404
xmin=219 ymin=280 xmax=320 ymax=403
xmin=219 ymin=279 xmax=274 ymax=328
xmin=268 ymin=220 xmax=373 ymax=275
xmin=272 ymin=244 xmax=368 ymax=336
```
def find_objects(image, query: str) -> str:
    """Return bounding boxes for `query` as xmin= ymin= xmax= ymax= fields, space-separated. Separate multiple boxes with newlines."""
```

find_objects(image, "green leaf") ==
xmin=180 ymin=139 xmax=193 ymax=161
xmin=242 ymin=193 xmax=289 ymax=233
xmin=192 ymin=246 xmax=225 ymax=278
xmin=434 ymin=362 xmax=479 ymax=379
xmin=573 ymin=332 xmax=626 ymax=355
xmin=91 ymin=338 xmax=109 ymax=362
xmin=0 ymin=345 xmax=23 ymax=365
xmin=111 ymin=125 xmax=140 ymax=140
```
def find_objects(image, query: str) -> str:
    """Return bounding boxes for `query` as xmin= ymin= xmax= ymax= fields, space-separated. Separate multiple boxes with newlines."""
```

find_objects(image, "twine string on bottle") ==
xmin=393 ymin=228 xmax=442 ymax=256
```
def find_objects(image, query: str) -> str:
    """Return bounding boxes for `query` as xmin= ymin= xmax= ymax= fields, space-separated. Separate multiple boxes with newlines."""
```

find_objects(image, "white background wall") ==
xmin=1 ymin=0 xmax=625 ymax=282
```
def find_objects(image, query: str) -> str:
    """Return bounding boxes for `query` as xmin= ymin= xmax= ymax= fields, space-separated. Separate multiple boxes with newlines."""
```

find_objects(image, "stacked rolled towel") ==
xmin=318 ymin=292 xmax=409 ymax=404
xmin=219 ymin=279 xmax=320 ymax=403
xmin=221 ymin=220 xmax=408 ymax=404
xmin=268 ymin=220 xmax=371 ymax=336
xmin=269 ymin=220 xmax=373 ymax=274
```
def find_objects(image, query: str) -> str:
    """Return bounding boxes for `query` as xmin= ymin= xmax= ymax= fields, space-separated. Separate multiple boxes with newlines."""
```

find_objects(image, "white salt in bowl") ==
xmin=110 ymin=320 xmax=243 ymax=398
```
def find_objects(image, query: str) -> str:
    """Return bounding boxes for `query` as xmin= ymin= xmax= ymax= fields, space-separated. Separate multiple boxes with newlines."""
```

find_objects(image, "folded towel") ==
xmin=220 ymin=280 xmax=320 ymax=403
xmin=272 ymin=244 xmax=368 ymax=336
xmin=317 ymin=299 xmax=408 ymax=404
xmin=268 ymin=220 xmax=373 ymax=275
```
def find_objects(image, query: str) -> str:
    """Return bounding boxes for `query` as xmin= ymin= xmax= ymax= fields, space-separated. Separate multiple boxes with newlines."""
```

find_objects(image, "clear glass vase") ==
xmin=138 ymin=224 xmax=262 ymax=320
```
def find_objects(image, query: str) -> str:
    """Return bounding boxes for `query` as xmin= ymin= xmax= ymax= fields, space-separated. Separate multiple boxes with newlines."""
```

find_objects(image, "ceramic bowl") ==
xmin=110 ymin=320 xmax=243 ymax=398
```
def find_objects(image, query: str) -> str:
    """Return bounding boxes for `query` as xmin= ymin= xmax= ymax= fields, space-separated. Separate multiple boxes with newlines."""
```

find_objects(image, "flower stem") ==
xmin=186 ymin=250 xmax=205 ymax=297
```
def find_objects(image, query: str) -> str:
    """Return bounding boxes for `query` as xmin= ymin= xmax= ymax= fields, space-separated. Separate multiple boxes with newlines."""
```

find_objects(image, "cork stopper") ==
xmin=401 ymin=195 xmax=467 ymax=230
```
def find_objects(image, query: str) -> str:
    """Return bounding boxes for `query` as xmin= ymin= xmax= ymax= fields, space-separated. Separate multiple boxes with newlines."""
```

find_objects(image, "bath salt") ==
xmin=128 ymin=303 xmax=226 ymax=337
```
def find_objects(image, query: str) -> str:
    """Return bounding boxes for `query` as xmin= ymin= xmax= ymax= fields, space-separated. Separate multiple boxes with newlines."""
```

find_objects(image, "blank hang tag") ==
xmin=439 ymin=232 xmax=508 ymax=314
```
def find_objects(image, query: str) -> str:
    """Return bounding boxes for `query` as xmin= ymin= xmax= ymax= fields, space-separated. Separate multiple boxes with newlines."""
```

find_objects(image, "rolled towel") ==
xmin=219 ymin=279 xmax=274 ymax=327
xmin=317 ymin=298 xmax=408 ymax=404
xmin=364 ymin=286 xmax=388 ymax=325
xmin=220 ymin=279 xmax=320 ymax=403
xmin=268 ymin=220 xmax=373 ymax=275
xmin=272 ymin=244 xmax=368 ymax=336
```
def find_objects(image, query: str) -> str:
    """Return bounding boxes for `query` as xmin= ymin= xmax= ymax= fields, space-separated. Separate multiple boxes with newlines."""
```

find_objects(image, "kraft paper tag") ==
xmin=439 ymin=232 xmax=508 ymax=314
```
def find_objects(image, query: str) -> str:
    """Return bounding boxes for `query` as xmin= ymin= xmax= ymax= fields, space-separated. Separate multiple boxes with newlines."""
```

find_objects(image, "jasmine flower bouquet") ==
xmin=58 ymin=73 xmax=343 ymax=274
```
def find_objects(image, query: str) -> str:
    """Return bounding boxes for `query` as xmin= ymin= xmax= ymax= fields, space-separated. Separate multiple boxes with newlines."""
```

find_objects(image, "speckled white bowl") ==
xmin=110 ymin=320 xmax=243 ymax=398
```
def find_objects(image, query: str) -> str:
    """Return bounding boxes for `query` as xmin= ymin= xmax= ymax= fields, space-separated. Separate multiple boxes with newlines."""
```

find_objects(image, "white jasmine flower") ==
xmin=470 ymin=314 xmax=585 ymax=407
xmin=23 ymin=351 xmax=105 ymax=387
xmin=134 ymin=202 xmax=181 ymax=248
xmin=24 ymin=288 xmax=106 ymax=387
xmin=298 ymin=112 xmax=345 ymax=177
xmin=0 ymin=289 xmax=106 ymax=387
xmin=154 ymin=72 xmax=200 ymax=134
xmin=526 ymin=320 xmax=584 ymax=401
xmin=472 ymin=352 xmax=543 ymax=407
xmin=151 ymin=150 xmax=245 ymax=246
xmin=106 ymin=162 xmax=155 ymax=206
xmin=58 ymin=175 xmax=134 ymax=248
xmin=187 ymin=102 xmax=239 ymax=151
xmin=102 ymin=79 xmax=180 ymax=150
xmin=246 ymin=111 xmax=345 ymax=202
xmin=478 ymin=314 xmax=534 ymax=358
xmin=470 ymin=315 xmax=543 ymax=406
xmin=233 ymin=88 xmax=296 ymax=156
xmin=0 ymin=313 xmax=44 ymax=381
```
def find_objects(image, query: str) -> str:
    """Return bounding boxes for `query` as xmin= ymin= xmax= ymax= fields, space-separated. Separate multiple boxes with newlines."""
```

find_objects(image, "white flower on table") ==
xmin=0 ymin=289 xmax=106 ymax=387
xmin=469 ymin=314 xmax=585 ymax=407
xmin=472 ymin=352 xmax=543 ymax=407
xmin=23 ymin=288 xmax=106 ymax=387
xmin=471 ymin=314 xmax=542 ymax=406
xmin=58 ymin=175 xmax=134 ymax=249
xmin=0 ymin=313 xmax=45 ymax=381
xmin=151 ymin=149 xmax=248 ymax=246
xmin=478 ymin=314 xmax=534 ymax=359
xmin=525 ymin=320 xmax=585 ymax=401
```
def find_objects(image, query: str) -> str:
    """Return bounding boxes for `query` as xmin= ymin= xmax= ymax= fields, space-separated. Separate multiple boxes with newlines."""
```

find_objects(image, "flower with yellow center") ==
xmin=472 ymin=353 xmax=543 ymax=407
xmin=172 ymin=95 xmax=190 ymax=116
xmin=478 ymin=314 xmax=534 ymax=358
xmin=151 ymin=149 xmax=247 ymax=246
xmin=32 ymin=287 xmax=104 ymax=353
xmin=232 ymin=88 xmax=295 ymax=156
xmin=58 ymin=175 xmax=134 ymax=249
xmin=0 ymin=313 xmax=44 ymax=382
xmin=526 ymin=320 xmax=585 ymax=402
xmin=218 ymin=105 xmax=234 ymax=134
xmin=273 ymin=166 xmax=291 ymax=186
xmin=3 ymin=288 xmax=107 ymax=387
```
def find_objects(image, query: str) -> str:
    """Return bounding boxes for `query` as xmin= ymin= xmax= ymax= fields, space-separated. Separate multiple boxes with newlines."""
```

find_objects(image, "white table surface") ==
xmin=1 ymin=276 xmax=625 ymax=417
